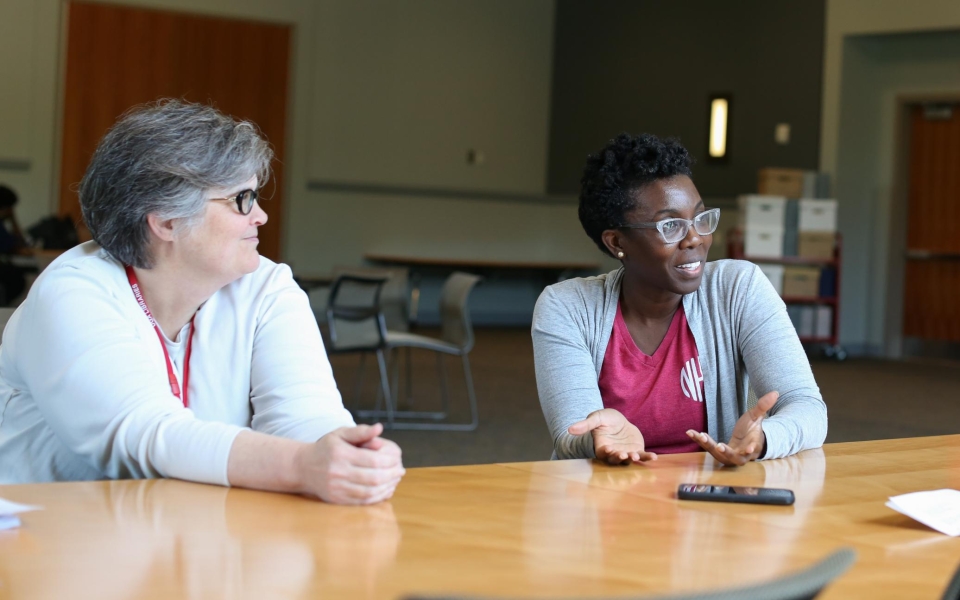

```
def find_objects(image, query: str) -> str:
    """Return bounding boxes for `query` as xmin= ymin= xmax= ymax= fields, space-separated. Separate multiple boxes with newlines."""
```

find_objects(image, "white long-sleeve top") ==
xmin=0 ymin=242 xmax=354 ymax=485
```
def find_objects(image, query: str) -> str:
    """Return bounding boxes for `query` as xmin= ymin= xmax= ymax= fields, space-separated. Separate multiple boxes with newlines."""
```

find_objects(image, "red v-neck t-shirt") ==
xmin=597 ymin=301 xmax=706 ymax=454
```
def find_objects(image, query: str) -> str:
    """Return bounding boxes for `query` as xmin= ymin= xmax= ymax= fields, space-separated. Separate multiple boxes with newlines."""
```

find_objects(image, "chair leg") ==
xmin=371 ymin=350 xmax=395 ymax=415
xmin=389 ymin=347 xmax=401 ymax=409
xmin=357 ymin=347 xmax=447 ymax=422
xmin=376 ymin=348 xmax=394 ymax=428
xmin=384 ymin=352 xmax=478 ymax=431
xmin=388 ymin=348 xmax=418 ymax=413
xmin=404 ymin=346 xmax=414 ymax=407
xmin=437 ymin=351 xmax=450 ymax=415
xmin=461 ymin=354 xmax=479 ymax=431
xmin=351 ymin=352 xmax=367 ymax=411
xmin=372 ymin=369 xmax=384 ymax=414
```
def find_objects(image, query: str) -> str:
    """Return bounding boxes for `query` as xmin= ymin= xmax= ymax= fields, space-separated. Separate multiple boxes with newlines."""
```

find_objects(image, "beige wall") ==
xmin=288 ymin=0 xmax=604 ymax=275
xmin=0 ymin=0 xmax=62 ymax=229
xmin=0 ymin=0 xmax=605 ymax=277
xmin=308 ymin=0 xmax=551 ymax=194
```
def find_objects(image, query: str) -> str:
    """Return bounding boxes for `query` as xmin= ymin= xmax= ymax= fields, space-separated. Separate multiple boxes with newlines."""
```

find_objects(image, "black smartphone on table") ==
xmin=677 ymin=483 xmax=795 ymax=506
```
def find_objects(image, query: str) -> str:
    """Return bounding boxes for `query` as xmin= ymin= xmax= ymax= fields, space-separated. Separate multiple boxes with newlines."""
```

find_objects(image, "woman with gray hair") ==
xmin=0 ymin=100 xmax=404 ymax=505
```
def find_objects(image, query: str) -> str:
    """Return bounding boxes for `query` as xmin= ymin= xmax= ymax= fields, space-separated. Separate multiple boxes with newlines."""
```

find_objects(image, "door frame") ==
xmin=884 ymin=93 xmax=960 ymax=359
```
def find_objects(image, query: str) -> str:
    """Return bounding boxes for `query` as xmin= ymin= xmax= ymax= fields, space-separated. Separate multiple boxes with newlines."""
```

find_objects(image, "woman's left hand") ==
xmin=686 ymin=391 xmax=778 ymax=466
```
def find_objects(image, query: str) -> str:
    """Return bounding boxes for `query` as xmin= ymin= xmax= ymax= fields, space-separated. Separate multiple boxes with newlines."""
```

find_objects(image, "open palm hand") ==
xmin=568 ymin=408 xmax=657 ymax=465
xmin=687 ymin=391 xmax=778 ymax=466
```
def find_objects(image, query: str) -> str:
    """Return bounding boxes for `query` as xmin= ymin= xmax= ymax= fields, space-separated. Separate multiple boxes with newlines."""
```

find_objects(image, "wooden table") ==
xmin=2 ymin=436 xmax=960 ymax=599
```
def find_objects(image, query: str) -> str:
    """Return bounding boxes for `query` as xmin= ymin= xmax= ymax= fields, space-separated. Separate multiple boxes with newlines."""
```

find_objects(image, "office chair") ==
xmin=331 ymin=266 xmax=411 ymax=331
xmin=405 ymin=547 xmax=856 ymax=600
xmin=305 ymin=266 xmax=410 ymax=329
xmin=313 ymin=265 xmax=428 ymax=414
xmin=356 ymin=271 xmax=482 ymax=431
xmin=324 ymin=274 xmax=396 ymax=425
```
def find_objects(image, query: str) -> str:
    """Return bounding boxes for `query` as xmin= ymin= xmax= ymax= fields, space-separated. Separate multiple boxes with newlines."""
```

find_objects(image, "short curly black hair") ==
xmin=578 ymin=133 xmax=693 ymax=256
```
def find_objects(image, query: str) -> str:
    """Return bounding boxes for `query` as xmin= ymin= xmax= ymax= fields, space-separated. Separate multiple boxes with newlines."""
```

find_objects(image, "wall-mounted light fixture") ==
xmin=706 ymin=93 xmax=732 ymax=163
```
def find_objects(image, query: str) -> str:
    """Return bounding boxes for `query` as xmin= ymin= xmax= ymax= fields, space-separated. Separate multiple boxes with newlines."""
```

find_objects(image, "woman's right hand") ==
xmin=298 ymin=423 xmax=406 ymax=505
xmin=568 ymin=409 xmax=657 ymax=465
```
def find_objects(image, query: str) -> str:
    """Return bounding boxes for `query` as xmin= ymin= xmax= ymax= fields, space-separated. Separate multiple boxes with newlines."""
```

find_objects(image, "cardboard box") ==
xmin=782 ymin=266 xmax=821 ymax=297
xmin=799 ymin=231 xmax=835 ymax=260
xmin=744 ymin=227 xmax=784 ymax=258
xmin=739 ymin=195 xmax=787 ymax=230
xmin=758 ymin=168 xmax=806 ymax=197
xmin=799 ymin=199 xmax=838 ymax=232
xmin=756 ymin=263 xmax=785 ymax=295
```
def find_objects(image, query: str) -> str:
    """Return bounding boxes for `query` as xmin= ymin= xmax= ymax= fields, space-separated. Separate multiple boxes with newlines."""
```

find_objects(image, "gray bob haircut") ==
xmin=79 ymin=99 xmax=273 ymax=268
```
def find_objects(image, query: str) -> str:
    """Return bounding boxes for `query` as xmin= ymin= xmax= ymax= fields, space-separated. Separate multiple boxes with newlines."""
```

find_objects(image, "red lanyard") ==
xmin=124 ymin=265 xmax=194 ymax=407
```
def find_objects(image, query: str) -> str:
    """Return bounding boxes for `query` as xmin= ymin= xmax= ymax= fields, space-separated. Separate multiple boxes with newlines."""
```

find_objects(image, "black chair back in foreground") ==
xmin=405 ymin=547 xmax=856 ymax=600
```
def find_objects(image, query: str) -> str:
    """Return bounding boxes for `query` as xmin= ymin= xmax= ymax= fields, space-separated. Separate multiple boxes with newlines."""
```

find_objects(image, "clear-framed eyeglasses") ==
xmin=210 ymin=188 xmax=259 ymax=215
xmin=619 ymin=208 xmax=720 ymax=244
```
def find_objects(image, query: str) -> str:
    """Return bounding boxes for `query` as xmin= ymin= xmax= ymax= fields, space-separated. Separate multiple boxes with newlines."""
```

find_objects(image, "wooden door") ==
xmin=60 ymin=1 xmax=290 ymax=261
xmin=902 ymin=104 xmax=960 ymax=342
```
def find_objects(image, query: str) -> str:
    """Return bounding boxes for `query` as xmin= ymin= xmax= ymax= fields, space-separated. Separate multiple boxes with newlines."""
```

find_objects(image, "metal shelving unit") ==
xmin=728 ymin=230 xmax=846 ymax=360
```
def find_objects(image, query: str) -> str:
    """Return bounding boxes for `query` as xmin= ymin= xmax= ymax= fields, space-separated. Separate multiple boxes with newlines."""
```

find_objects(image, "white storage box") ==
xmin=799 ymin=199 xmax=838 ymax=232
xmin=744 ymin=227 xmax=784 ymax=258
xmin=756 ymin=263 xmax=785 ymax=295
xmin=740 ymin=195 xmax=787 ymax=230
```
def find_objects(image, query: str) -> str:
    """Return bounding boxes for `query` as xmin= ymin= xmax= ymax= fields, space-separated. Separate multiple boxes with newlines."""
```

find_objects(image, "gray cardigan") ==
xmin=532 ymin=259 xmax=827 ymax=460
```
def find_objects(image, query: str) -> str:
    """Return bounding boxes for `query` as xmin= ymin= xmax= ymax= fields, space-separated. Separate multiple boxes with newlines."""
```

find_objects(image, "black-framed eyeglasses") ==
xmin=210 ymin=189 xmax=259 ymax=215
xmin=619 ymin=208 xmax=720 ymax=244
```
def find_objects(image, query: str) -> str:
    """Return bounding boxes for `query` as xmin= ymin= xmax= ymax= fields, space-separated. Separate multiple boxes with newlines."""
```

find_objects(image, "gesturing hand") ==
xmin=687 ymin=391 xmax=779 ymax=466
xmin=568 ymin=408 xmax=657 ymax=465
xmin=298 ymin=423 xmax=405 ymax=505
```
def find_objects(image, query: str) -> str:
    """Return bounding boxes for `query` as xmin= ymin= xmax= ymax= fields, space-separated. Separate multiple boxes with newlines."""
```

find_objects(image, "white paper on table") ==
xmin=886 ymin=489 xmax=960 ymax=536
xmin=0 ymin=498 xmax=42 ymax=530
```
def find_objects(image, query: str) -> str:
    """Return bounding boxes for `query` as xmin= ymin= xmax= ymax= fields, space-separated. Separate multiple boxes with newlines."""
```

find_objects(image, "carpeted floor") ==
xmin=328 ymin=328 xmax=960 ymax=468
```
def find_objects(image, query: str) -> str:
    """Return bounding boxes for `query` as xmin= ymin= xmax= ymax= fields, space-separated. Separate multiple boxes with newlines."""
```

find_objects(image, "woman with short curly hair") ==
xmin=533 ymin=132 xmax=826 ymax=465
xmin=0 ymin=100 xmax=404 ymax=504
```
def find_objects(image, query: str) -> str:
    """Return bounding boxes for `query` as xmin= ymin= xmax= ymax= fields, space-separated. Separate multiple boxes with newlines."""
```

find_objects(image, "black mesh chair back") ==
xmin=332 ymin=266 xmax=411 ymax=332
xmin=943 ymin=559 xmax=960 ymax=600
xmin=326 ymin=274 xmax=389 ymax=353
xmin=405 ymin=547 xmax=856 ymax=600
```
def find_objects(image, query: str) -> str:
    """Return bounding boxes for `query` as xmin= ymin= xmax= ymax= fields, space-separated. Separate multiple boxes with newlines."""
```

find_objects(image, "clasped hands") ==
xmin=300 ymin=423 xmax=405 ymax=505
xmin=568 ymin=391 xmax=779 ymax=466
